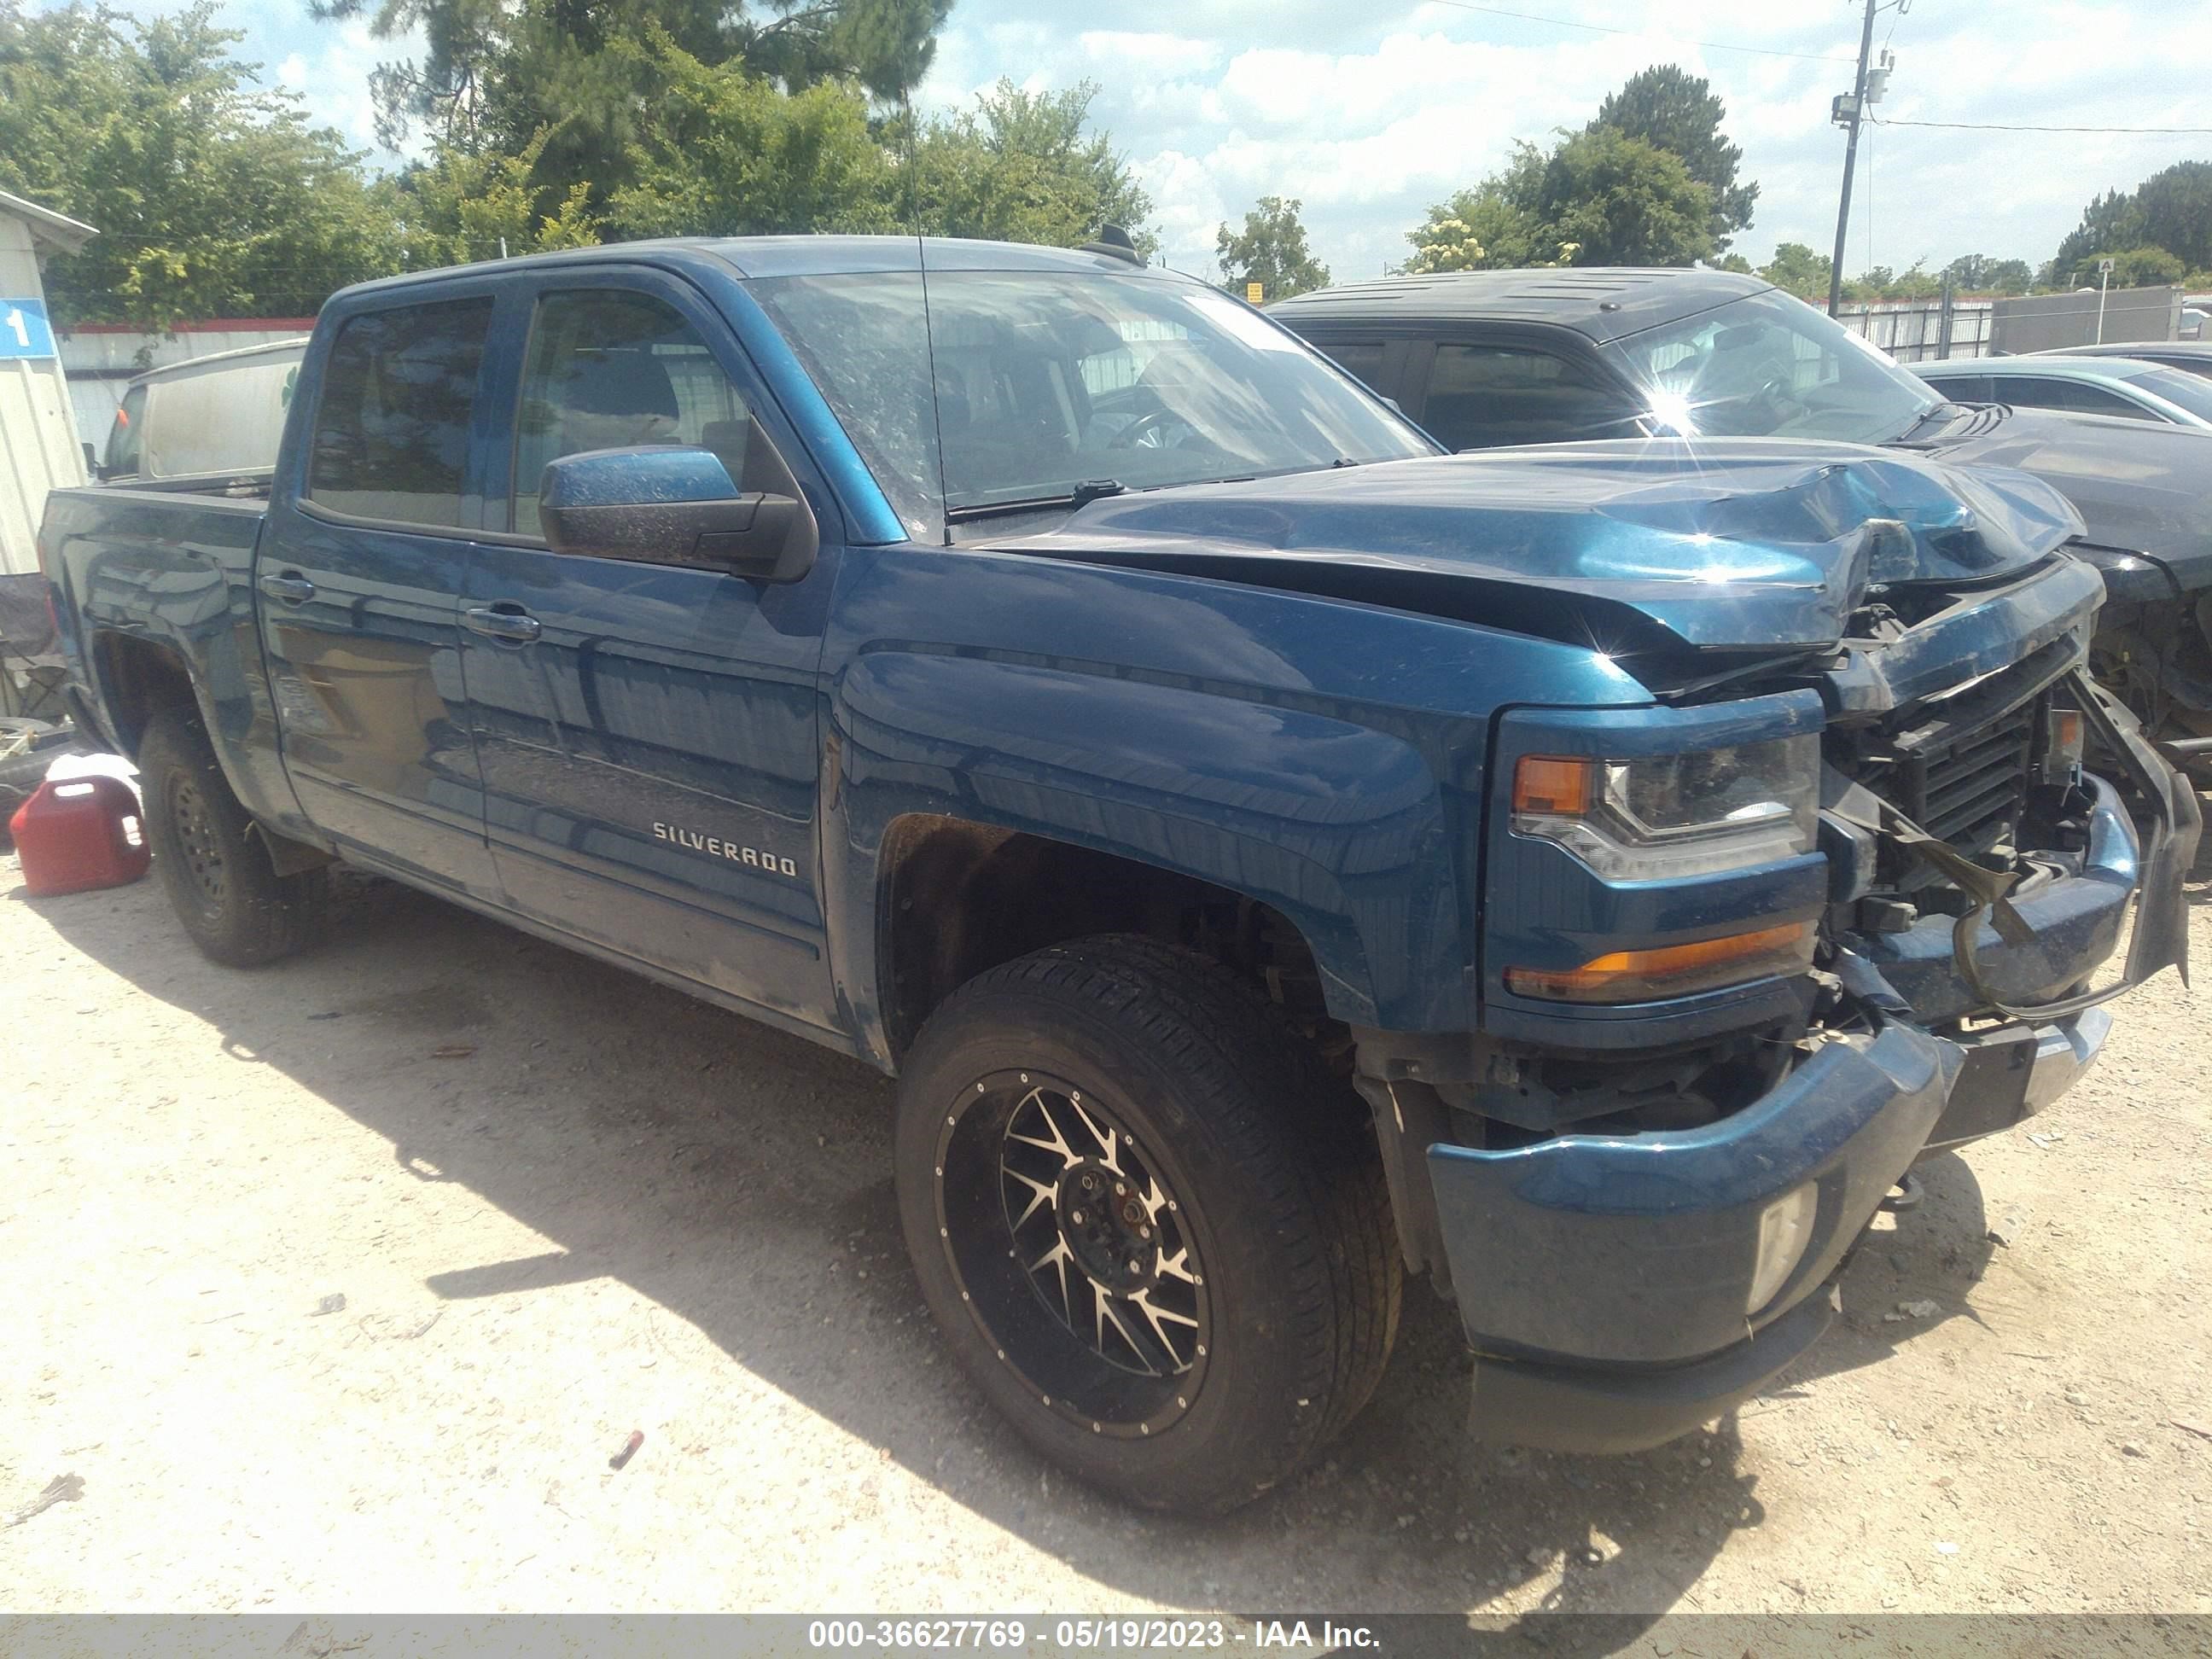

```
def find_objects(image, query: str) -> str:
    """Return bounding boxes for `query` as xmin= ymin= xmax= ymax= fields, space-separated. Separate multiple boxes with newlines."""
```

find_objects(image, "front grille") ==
xmin=1864 ymin=703 xmax=2037 ymax=892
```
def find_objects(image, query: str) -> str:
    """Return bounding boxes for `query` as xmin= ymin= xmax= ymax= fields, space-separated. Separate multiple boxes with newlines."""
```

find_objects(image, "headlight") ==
xmin=1511 ymin=734 xmax=1819 ymax=881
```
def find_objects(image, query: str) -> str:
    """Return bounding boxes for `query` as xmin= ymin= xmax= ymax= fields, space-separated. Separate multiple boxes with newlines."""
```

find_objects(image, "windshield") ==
xmin=750 ymin=269 xmax=1435 ymax=535
xmin=1604 ymin=288 xmax=1940 ymax=445
xmin=2116 ymin=364 xmax=2212 ymax=424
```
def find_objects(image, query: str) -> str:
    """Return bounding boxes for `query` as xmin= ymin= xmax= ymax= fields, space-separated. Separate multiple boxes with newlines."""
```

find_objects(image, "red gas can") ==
xmin=9 ymin=775 xmax=153 ymax=897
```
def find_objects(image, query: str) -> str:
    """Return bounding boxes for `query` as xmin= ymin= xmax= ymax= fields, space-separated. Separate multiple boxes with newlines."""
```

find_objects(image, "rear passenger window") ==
xmin=1930 ymin=375 xmax=1993 ymax=403
xmin=510 ymin=289 xmax=753 ymax=537
xmin=1317 ymin=340 xmax=1387 ymax=391
xmin=2000 ymin=377 xmax=2140 ymax=419
xmin=1423 ymin=344 xmax=1636 ymax=450
xmin=307 ymin=299 xmax=492 ymax=527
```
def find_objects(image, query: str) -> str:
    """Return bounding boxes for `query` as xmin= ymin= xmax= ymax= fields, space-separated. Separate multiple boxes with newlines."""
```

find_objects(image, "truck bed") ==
xmin=40 ymin=480 xmax=295 ymax=833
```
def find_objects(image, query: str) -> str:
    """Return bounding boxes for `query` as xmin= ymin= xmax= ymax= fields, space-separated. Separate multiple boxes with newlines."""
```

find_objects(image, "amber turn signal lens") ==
xmin=1512 ymin=754 xmax=1598 ymax=817
xmin=1505 ymin=920 xmax=1815 ymax=1004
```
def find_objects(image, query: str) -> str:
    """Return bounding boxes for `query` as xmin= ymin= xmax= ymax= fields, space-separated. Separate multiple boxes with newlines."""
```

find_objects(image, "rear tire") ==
xmin=894 ymin=934 xmax=1400 ymax=1514
xmin=139 ymin=706 xmax=328 ymax=966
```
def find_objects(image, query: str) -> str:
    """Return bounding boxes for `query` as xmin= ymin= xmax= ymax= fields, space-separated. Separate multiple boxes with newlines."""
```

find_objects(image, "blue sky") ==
xmin=60 ymin=0 xmax=2212 ymax=282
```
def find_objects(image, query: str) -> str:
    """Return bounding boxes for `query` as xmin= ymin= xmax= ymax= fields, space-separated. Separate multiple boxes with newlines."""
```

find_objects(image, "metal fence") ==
xmin=1834 ymin=298 xmax=1995 ymax=363
xmin=1988 ymin=286 xmax=2184 ymax=354
xmin=1834 ymin=285 xmax=2187 ymax=364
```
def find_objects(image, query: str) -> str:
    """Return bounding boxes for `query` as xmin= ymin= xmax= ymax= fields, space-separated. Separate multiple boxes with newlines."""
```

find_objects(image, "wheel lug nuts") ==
xmin=1071 ymin=1209 xmax=1085 ymax=1225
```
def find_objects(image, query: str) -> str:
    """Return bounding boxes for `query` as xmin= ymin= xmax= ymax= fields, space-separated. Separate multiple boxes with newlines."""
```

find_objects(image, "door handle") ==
xmin=463 ymin=605 xmax=542 ymax=645
xmin=258 ymin=571 xmax=317 ymax=604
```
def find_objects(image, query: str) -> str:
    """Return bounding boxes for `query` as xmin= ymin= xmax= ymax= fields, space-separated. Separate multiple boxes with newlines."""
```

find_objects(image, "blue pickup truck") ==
xmin=36 ymin=237 xmax=2197 ymax=1514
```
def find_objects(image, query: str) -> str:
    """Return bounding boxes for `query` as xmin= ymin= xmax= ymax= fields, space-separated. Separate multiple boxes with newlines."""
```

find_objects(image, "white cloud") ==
xmin=918 ymin=0 xmax=2196 ymax=283
xmin=85 ymin=0 xmax=2199 ymax=282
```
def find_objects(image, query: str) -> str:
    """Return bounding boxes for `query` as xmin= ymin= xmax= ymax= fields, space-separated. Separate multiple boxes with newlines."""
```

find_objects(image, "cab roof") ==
xmin=332 ymin=235 xmax=1191 ymax=306
xmin=1267 ymin=266 xmax=1776 ymax=344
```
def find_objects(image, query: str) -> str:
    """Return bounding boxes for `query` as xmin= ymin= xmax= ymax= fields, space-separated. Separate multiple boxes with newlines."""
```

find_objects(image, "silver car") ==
xmin=2047 ymin=339 xmax=2212 ymax=381
xmin=1914 ymin=352 xmax=2212 ymax=429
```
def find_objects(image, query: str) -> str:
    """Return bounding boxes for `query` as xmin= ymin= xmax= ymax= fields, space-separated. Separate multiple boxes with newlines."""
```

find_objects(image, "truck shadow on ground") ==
xmin=20 ymin=870 xmax=1999 ymax=1619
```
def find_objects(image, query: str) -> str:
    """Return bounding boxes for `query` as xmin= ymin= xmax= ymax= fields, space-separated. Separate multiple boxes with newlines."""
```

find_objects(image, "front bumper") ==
xmin=1434 ymin=720 xmax=2193 ymax=1453
xmin=1440 ymin=1006 xmax=2107 ymax=1452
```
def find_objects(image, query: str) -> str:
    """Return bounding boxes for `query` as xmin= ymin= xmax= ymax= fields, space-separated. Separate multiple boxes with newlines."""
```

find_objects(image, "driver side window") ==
xmin=512 ymin=288 xmax=754 ymax=537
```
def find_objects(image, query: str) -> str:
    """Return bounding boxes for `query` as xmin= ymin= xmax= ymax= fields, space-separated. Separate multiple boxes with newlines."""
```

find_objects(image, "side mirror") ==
xmin=538 ymin=441 xmax=818 ymax=583
xmin=81 ymin=441 xmax=102 ymax=481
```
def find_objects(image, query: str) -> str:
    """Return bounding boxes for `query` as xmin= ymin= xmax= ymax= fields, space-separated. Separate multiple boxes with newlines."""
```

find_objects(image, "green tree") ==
xmin=1589 ymin=64 xmax=1756 ymax=252
xmin=2129 ymin=160 xmax=2212 ymax=274
xmin=1757 ymin=242 xmax=1832 ymax=300
xmin=2070 ymin=244 xmax=2187 ymax=288
xmin=1402 ymin=202 xmax=1493 ymax=273
xmin=1841 ymin=265 xmax=1895 ymax=302
xmin=1534 ymin=126 xmax=1713 ymax=266
xmin=0 ymin=1 xmax=403 ymax=329
xmin=906 ymin=80 xmax=1155 ymax=253
xmin=312 ymin=0 xmax=952 ymax=204
xmin=1941 ymin=253 xmax=2033 ymax=294
xmin=1404 ymin=144 xmax=1554 ymax=272
xmin=1404 ymin=128 xmax=1710 ymax=273
xmin=2052 ymin=185 xmax=2149 ymax=288
xmin=605 ymin=29 xmax=893 ymax=238
xmin=1215 ymin=196 xmax=1328 ymax=301
xmin=381 ymin=129 xmax=602 ymax=267
xmin=1710 ymin=252 xmax=1753 ymax=274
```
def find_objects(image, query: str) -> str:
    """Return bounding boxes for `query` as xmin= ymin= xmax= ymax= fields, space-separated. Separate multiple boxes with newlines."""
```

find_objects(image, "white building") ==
xmin=0 ymin=188 xmax=96 ymax=577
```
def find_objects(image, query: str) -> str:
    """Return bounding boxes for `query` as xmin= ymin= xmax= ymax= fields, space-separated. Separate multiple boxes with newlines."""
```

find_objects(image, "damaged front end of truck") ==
xmin=1330 ymin=443 xmax=2199 ymax=1449
xmin=1012 ymin=436 xmax=2195 ymax=1451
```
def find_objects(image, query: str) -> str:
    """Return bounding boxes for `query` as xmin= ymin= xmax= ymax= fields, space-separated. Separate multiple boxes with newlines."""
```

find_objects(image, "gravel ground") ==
xmin=3 ymin=851 xmax=2209 ymax=1621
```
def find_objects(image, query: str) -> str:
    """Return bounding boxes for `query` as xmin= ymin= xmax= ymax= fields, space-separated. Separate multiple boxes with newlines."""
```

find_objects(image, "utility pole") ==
xmin=2097 ymin=258 xmax=2114 ymax=343
xmin=1826 ymin=0 xmax=1879 ymax=317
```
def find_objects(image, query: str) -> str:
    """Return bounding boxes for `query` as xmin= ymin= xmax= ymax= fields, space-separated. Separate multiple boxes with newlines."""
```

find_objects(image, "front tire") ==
xmin=894 ymin=935 xmax=1400 ymax=1514
xmin=139 ymin=706 xmax=328 ymax=966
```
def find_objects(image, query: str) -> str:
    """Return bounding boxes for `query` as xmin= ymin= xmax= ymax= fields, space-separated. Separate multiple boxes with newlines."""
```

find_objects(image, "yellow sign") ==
xmin=1246 ymin=281 xmax=1264 ymax=305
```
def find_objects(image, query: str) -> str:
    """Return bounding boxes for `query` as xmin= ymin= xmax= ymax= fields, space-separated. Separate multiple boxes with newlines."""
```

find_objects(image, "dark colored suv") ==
xmin=1273 ymin=269 xmax=2212 ymax=774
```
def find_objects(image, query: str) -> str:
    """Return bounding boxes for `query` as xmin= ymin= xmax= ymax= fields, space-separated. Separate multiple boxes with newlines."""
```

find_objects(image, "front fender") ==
xmin=819 ymin=542 xmax=1651 ymax=1064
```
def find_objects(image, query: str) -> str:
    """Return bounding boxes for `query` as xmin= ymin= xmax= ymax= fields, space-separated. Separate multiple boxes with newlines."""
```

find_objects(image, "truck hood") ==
xmin=1912 ymin=405 xmax=2212 ymax=586
xmin=998 ymin=439 xmax=2084 ymax=655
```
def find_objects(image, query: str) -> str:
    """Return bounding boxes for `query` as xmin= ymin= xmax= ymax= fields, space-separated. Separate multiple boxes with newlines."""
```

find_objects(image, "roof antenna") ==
xmin=1080 ymin=224 xmax=1144 ymax=266
xmin=917 ymin=246 xmax=953 ymax=547
xmin=901 ymin=88 xmax=921 ymax=237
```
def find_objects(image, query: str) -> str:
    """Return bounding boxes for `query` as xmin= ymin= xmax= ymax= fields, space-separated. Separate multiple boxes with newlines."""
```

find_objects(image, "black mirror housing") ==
xmin=538 ymin=436 xmax=818 ymax=582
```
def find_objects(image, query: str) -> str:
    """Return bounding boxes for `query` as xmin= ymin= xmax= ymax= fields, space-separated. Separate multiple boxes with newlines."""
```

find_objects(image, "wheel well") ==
xmin=92 ymin=632 xmax=196 ymax=759
xmin=880 ymin=816 xmax=1349 ymax=1070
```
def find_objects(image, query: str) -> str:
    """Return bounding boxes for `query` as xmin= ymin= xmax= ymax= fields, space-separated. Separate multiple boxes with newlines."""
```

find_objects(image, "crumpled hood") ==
xmin=1920 ymin=406 xmax=2212 ymax=579
xmin=999 ymin=439 xmax=2085 ymax=653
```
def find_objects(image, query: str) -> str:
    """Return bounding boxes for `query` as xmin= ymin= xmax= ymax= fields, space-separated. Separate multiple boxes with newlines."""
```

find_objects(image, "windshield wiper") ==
xmin=944 ymin=479 xmax=1126 ymax=524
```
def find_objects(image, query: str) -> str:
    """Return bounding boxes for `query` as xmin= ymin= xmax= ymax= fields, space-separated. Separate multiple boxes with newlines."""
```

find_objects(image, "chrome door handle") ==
xmin=258 ymin=572 xmax=316 ymax=604
xmin=463 ymin=605 xmax=542 ymax=644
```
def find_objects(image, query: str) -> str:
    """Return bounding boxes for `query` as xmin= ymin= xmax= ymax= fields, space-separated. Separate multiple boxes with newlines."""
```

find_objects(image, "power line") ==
xmin=1419 ymin=0 xmax=1855 ymax=63
xmin=1873 ymin=116 xmax=2212 ymax=134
